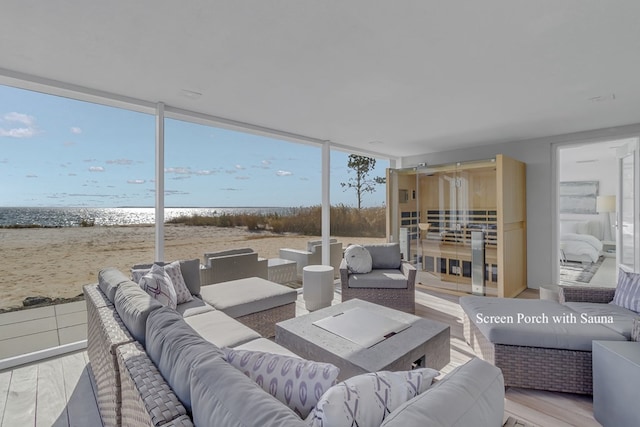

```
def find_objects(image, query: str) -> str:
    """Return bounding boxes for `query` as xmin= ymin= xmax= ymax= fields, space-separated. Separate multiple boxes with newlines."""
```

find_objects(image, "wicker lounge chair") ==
xmin=340 ymin=243 xmax=416 ymax=314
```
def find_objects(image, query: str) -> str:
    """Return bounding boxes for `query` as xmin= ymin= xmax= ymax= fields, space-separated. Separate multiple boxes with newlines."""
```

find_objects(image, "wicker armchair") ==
xmin=340 ymin=243 xmax=416 ymax=314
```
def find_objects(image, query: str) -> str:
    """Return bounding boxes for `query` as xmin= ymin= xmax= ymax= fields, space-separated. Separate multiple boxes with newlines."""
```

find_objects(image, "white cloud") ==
xmin=236 ymin=176 xmax=251 ymax=180
xmin=63 ymin=141 xmax=76 ymax=147
xmin=89 ymin=166 xmax=105 ymax=172
xmin=276 ymin=170 xmax=293 ymax=176
xmin=235 ymin=164 xmax=245 ymax=170
xmin=165 ymin=167 xmax=192 ymax=174
xmin=70 ymin=127 xmax=82 ymax=134
xmin=107 ymin=158 xmax=133 ymax=165
xmin=1 ymin=112 xmax=39 ymax=138
xmin=261 ymin=160 xmax=271 ymax=166
xmin=195 ymin=170 xmax=216 ymax=176
xmin=4 ymin=112 xmax=35 ymax=126
xmin=127 ymin=179 xmax=146 ymax=184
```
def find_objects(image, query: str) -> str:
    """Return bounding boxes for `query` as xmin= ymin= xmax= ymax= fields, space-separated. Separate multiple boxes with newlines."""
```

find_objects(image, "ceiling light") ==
xmin=180 ymin=89 xmax=203 ymax=100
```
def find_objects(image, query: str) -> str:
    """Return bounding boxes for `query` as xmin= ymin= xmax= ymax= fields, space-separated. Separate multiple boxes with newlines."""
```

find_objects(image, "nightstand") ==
xmin=601 ymin=240 xmax=616 ymax=258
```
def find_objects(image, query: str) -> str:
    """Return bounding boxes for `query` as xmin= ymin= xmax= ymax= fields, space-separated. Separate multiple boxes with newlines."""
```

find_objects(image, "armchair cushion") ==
xmin=363 ymin=243 xmax=402 ymax=269
xmin=348 ymin=270 xmax=408 ymax=289
xmin=344 ymin=245 xmax=372 ymax=274
xmin=612 ymin=269 xmax=640 ymax=312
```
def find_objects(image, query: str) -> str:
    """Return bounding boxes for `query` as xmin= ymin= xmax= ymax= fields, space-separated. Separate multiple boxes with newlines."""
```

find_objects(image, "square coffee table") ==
xmin=275 ymin=299 xmax=450 ymax=380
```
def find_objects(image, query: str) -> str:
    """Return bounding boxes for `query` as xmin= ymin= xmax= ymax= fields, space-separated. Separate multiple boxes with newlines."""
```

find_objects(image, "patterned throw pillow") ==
xmin=139 ymin=264 xmax=177 ymax=309
xmin=344 ymin=244 xmax=373 ymax=274
xmin=612 ymin=269 xmax=640 ymax=312
xmin=164 ymin=261 xmax=193 ymax=304
xmin=222 ymin=348 xmax=340 ymax=418
xmin=306 ymin=368 xmax=439 ymax=427
xmin=132 ymin=262 xmax=193 ymax=304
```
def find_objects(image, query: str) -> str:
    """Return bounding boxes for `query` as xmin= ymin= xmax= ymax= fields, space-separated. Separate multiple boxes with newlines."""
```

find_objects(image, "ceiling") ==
xmin=2 ymin=1 xmax=640 ymax=159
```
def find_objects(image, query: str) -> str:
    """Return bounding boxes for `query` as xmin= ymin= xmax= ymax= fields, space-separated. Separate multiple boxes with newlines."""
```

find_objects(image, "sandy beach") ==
xmin=0 ymin=225 xmax=384 ymax=310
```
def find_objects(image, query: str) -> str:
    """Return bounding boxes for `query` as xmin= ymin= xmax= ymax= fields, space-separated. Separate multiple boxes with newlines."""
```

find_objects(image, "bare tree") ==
xmin=340 ymin=155 xmax=386 ymax=209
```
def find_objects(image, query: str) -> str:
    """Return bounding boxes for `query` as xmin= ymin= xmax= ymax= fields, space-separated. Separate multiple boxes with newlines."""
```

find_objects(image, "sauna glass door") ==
xmin=415 ymin=163 xmax=498 ymax=295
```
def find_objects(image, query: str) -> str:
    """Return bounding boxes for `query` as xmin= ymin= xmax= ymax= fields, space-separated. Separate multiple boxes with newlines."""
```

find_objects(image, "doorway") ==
xmin=557 ymin=138 xmax=638 ymax=286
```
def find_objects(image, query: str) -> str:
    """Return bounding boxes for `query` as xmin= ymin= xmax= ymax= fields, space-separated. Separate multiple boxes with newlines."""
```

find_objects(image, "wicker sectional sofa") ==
xmin=87 ymin=262 xmax=507 ymax=427
xmin=461 ymin=286 xmax=640 ymax=394
xmin=85 ymin=262 xmax=298 ymax=427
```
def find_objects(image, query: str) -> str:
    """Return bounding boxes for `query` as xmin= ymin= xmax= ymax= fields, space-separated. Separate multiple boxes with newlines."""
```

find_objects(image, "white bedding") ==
xmin=561 ymin=233 xmax=603 ymax=263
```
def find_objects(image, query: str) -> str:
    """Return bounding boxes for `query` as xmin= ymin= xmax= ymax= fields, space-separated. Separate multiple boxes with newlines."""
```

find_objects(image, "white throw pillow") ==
xmin=132 ymin=261 xmax=193 ymax=304
xmin=164 ymin=261 xmax=193 ymax=304
xmin=306 ymin=369 xmax=439 ymax=427
xmin=222 ymin=348 xmax=340 ymax=418
xmin=344 ymin=245 xmax=373 ymax=274
xmin=139 ymin=264 xmax=177 ymax=309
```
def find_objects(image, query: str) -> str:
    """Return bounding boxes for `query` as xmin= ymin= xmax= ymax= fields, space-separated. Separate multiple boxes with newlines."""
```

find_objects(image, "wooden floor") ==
xmin=0 ymin=286 xmax=601 ymax=427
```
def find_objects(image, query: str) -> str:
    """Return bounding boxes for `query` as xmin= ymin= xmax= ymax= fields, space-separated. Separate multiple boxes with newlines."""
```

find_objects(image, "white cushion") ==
xmin=164 ymin=261 xmax=194 ymax=304
xmin=139 ymin=264 xmax=177 ymax=309
xmin=222 ymin=348 xmax=339 ymax=418
xmin=306 ymin=369 xmax=438 ymax=427
xmin=612 ymin=269 xmax=640 ymax=313
xmin=344 ymin=245 xmax=373 ymax=274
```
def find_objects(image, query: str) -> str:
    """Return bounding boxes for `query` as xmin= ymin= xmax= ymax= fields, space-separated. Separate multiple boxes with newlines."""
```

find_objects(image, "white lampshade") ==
xmin=596 ymin=195 xmax=616 ymax=213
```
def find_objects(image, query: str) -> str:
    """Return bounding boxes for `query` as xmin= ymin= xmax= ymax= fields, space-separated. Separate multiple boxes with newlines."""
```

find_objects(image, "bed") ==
xmin=560 ymin=220 xmax=604 ymax=263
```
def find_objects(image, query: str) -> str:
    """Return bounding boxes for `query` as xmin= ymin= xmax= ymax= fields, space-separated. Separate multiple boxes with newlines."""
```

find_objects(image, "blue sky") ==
xmin=0 ymin=84 xmax=388 ymax=208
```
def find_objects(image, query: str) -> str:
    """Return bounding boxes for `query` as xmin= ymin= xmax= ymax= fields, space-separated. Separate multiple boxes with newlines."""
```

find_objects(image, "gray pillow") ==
xmin=145 ymin=307 xmax=223 ymax=412
xmin=363 ymin=243 xmax=402 ymax=269
xmin=98 ymin=267 xmax=131 ymax=303
xmin=114 ymin=281 xmax=162 ymax=346
xmin=180 ymin=258 xmax=202 ymax=296
xmin=190 ymin=357 xmax=306 ymax=427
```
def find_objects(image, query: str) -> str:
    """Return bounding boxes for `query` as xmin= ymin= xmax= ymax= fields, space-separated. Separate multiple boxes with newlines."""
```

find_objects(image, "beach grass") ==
xmin=166 ymin=204 xmax=385 ymax=237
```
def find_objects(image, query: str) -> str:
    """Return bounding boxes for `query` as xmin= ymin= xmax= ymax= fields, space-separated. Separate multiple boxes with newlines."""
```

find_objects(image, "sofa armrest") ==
xmin=559 ymin=286 xmax=616 ymax=304
xmin=400 ymin=261 xmax=417 ymax=291
xmin=632 ymin=318 xmax=640 ymax=342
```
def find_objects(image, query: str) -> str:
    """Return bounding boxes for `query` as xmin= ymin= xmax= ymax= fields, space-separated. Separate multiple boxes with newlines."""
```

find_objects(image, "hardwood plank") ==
xmin=36 ymin=358 xmax=69 ymax=427
xmin=0 ymin=371 xmax=11 ymax=424
xmin=2 ymin=364 xmax=37 ymax=427
xmin=506 ymin=388 xmax=600 ymax=427
xmin=61 ymin=352 xmax=102 ymax=427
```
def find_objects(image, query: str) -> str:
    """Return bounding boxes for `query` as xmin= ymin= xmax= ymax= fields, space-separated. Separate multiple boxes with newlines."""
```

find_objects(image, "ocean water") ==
xmin=0 ymin=207 xmax=290 ymax=227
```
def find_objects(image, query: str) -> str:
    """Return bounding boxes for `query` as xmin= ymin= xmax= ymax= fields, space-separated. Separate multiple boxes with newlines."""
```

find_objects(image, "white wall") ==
xmin=401 ymin=122 xmax=640 ymax=289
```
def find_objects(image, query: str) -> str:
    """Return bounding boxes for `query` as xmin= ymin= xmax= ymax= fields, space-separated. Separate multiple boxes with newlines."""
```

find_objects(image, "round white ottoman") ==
xmin=539 ymin=284 xmax=561 ymax=302
xmin=303 ymin=265 xmax=334 ymax=311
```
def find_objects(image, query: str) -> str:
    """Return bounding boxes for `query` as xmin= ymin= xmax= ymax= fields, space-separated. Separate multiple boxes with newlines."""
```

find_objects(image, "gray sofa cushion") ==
xmin=190 ymin=357 xmax=307 ymax=427
xmin=460 ymin=296 xmax=626 ymax=351
xmin=98 ymin=267 xmax=131 ymax=303
xmin=199 ymin=277 xmax=297 ymax=319
xmin=564 ymin=301 xmax=640 ymax=340
xmin=363 ymin=243 xmax=401 ymax=269
xmin=233 ymin=338 xmax=300 ymax=358
xmin=114 ymin=281 xmax=163 ymax=346
xmin=176 ymin=296 xmax=215 ymax=318
xmin=381 ymin=358 xmax=504 ymax=427
xmin=183 ymin=310 xmax=260 ymax=348
xmin=145 ymin=307 xmax=224 ymax=413
xmin=348 ymin=269 xmax=408 ymax=289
